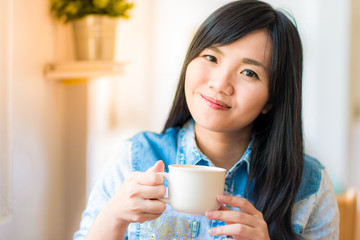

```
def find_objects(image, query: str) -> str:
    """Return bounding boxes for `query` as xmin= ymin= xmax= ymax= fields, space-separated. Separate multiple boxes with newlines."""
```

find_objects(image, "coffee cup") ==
xmin=157 ymin=164 xmax=226 ymax=215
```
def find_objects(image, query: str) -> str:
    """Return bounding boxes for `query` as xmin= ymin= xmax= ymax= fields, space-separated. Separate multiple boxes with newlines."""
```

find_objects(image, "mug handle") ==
xmin=157 ymin=172 xmax=171 ymax=204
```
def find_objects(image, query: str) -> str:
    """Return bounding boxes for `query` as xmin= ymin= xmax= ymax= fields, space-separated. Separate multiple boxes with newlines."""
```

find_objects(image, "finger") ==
xmin=153 ymin=160 xmax=165 ymax=172
xmin=146 ymin=160 xmax=165 ymax=173
xmin=206 ymin=210 xmax=258 ymax=227
xmin=135 ymin=200 xmax=166 ymax=223
xmin=125 ymin=179 xmax=165 ymax=198
xmin=126 ymin=197 xmax=165 ymax=214
xmin=209 ymin=223 xmax=259 ymax=239
xmin=138 ymin=171 xmax=165 ymax=186
xmin=140 ymin=198 xmax=167 ymax=214
xmin=136 ymin=184 xmax=166 ymax=199
xmin=217 ymin=195 xmax=259 ymax=216
xmin=205 ymin=204 xmax=228 ymax=219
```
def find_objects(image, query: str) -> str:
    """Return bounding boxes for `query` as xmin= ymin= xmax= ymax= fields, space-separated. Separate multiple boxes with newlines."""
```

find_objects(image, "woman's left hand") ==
xmin=205 ymin=195 xmax=270 ymax=240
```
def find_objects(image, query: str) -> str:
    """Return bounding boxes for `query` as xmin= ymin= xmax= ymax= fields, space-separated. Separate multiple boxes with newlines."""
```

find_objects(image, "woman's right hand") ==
xmin=85 ymin=160 xmax=166 ymax=240
xmin=109 ymin=160 xmax=167 ymax=224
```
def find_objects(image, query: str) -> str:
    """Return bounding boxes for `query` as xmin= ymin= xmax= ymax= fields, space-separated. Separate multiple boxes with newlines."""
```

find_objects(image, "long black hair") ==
xmin=163 ymin=0 xmax=303 ymax=239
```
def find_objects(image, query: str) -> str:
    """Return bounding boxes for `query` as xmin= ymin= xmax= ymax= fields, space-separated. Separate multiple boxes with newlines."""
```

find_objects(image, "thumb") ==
xmin=146 ymin=160 xmax=165 ymax=173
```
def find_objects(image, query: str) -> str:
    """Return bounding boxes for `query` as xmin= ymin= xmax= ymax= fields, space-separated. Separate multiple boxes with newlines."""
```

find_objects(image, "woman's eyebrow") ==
xmin=242 ymin=58 xmax=266 ymax=70
xmin=207 ymin=46 xmax=224 ymax=55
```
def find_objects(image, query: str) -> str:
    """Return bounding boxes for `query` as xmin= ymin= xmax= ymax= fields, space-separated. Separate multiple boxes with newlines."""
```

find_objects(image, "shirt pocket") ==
xmin=138 ymin=214 xmax=200 ymax=240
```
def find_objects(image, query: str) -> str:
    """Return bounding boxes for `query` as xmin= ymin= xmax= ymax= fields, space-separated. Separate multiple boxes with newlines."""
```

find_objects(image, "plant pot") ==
xmin=72 ymin=15 xmax=119 ymax=61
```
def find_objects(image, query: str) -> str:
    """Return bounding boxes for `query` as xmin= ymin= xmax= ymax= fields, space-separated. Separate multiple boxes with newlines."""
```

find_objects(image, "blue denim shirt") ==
xmin=74 ymin=120 xmax=339 ymax=240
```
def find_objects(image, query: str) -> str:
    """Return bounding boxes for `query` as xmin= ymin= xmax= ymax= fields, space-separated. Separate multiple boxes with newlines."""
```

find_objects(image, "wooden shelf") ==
xmin=44 ymin=61 xmax=125 ymax=81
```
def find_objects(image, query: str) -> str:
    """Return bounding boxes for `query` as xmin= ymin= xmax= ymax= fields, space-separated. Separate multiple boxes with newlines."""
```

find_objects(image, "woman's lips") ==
xmin=201 ymin=94 xmax=231 ymax=110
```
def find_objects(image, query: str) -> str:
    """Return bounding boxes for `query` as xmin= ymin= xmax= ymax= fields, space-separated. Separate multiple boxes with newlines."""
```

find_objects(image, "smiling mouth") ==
xmin=201 ymin=95 xmax=231 ymax=110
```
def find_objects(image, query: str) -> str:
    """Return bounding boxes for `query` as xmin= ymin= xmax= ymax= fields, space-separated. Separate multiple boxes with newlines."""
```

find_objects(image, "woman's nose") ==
xmin=207 ymin=68 xmax=234 ymax=95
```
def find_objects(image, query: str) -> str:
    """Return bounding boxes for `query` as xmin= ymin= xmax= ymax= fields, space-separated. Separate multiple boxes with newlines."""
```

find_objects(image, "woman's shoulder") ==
xmin=129 ymin=120 xmax=194 ymax=146
xmin=129 ymin=126 xmax=182 ymax=145
xmin=128 ymin=127 xmax=182 ymax=158
xmin=295 ymin=155 xmax=328 ymax=202
xmin=128 ymin=126 xmax=183 ymax=171
xmin=293 ymin=155 xmax=339 ymax=237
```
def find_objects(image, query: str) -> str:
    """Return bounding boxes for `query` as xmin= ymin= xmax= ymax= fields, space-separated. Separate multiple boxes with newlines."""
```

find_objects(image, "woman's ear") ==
xmin=261 ymin=103 xmax=272 ymax=114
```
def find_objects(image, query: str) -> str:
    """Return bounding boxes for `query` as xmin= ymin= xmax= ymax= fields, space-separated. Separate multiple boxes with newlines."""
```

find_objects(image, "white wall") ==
xmin=0 ymin=0 xmax=13 ymax=225
xmin=0 ymin=0 xmax=66 ymax=239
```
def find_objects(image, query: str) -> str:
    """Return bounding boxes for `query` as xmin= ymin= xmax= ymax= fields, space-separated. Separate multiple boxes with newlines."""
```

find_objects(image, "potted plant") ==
xmin=50 ymin=0 xmax=134 ymax=60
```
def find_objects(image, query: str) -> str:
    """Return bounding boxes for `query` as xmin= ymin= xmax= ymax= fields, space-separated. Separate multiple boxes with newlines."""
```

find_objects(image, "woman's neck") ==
xmin=194 ymin=123 xmax=252 ymax=171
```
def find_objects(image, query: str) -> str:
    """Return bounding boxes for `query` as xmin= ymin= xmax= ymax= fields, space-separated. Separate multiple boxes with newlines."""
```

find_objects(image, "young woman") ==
xmin=74 ymin=0 xmax=339 ymax=239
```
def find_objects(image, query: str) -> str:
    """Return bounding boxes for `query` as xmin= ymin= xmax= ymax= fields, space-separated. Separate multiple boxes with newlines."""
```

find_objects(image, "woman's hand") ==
xmin=109 ymin=160 xmax=166 ymax=224
xmin=205 ymin=195 xmax=270 ymax=240
xmin=86 ymin=161 xmax=166 ymax=240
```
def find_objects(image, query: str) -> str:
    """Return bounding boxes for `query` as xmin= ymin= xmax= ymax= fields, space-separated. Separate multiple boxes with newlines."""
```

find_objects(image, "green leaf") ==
xmin=50 ymin=0 xmax=134 ymax=23
xmin=93 ymin=0 xmax=110 ymax=9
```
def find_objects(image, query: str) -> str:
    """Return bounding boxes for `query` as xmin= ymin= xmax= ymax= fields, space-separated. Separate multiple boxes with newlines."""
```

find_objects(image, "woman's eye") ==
xmin=242 ymin=69 xmax=259 ymax=79
xmin=204 ymin=55 xmax=217 ymax=63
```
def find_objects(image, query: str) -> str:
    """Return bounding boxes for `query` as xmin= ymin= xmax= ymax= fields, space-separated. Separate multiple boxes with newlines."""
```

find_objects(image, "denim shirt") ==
xmin=74 ymin=120 xmax=339 ymax=240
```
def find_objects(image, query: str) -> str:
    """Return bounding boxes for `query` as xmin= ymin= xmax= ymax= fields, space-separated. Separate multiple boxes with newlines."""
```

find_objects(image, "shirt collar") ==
xmin=178 ymin=119 xmax=252 ymax=174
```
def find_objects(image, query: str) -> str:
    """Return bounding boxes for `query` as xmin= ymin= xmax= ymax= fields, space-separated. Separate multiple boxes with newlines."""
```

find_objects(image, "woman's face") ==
xmin=185 ymin=29 xmax=272 ymax=135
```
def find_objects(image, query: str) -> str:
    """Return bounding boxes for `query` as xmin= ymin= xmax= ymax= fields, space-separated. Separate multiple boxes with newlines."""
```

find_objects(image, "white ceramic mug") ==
xmin=157 ymin=164 xmax=226 ymax=215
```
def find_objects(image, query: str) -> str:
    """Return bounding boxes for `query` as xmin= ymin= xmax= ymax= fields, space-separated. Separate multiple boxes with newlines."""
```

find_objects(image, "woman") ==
xmin=74 ymin=0 xmax=339 ymax=239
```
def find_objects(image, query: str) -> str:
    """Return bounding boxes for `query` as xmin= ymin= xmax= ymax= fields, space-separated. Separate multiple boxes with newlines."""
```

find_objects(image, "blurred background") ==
xmin=0 ymin=0 xmax=359 ymax=239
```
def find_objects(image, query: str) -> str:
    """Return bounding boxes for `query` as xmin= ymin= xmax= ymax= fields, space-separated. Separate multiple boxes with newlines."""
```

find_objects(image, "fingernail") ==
xmin=208 ymin=228 xmax=216 ymax=235
xmin=205 ymin=211 xmax=213 ymax=218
